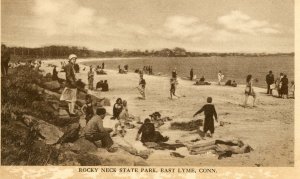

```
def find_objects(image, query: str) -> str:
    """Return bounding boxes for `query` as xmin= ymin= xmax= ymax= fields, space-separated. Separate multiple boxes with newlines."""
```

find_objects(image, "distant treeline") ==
xmin=3 ymin=44 xmax=294 ymax=61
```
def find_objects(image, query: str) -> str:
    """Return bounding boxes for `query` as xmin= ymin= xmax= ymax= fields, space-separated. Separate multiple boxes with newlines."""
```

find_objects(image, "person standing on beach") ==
xmin=60 ymin=54 xmax=78 ymax=115
xmin=190 ymin=68 xmax=194 ymax=81
xmin=218 ymin=71 xmax=224 ymax=85
xmin=170 ymin=78 xmax=178 ymax=99
xmin=52 ymin=66 xmax=58 ymax=81
xmin=102 ymin=62 xmax=105 ymax=69
xmin=281 ymin=74 xmax=289 ymax=99
xmin=138 ymin=75 xmax=146 ymax=99
xmin=88 ymin=66 xmax=94 ymax=90
xmin=266 ymin=70 xmax=274 ymax=95
xmin=244 ymin=74 xmax=256 ymax=107
xmin=193 ymin=97 xmax=218 ymax=138
xmin=172 ymin=68 xmax=177 ymax=79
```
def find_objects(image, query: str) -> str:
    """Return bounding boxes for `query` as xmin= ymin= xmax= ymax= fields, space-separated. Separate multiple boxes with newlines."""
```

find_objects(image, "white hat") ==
xmin=68 ymin=54 xmax=77 ymax=60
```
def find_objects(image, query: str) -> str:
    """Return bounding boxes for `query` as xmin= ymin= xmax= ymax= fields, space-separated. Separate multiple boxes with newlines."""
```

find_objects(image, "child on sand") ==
xmin=113 ymin=100 xmax=129 ymax=137
xmin=193 ymin=97 xmax=218 ymax=138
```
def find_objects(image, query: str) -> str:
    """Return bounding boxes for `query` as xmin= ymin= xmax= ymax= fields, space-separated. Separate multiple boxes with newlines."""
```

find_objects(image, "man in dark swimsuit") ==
xmin=193 ymin=97 xmax=218 ymax=138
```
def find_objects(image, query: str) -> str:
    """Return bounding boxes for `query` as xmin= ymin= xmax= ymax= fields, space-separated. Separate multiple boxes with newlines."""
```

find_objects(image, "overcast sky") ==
xmin=1 ymin=0 xmax=294 ymax=52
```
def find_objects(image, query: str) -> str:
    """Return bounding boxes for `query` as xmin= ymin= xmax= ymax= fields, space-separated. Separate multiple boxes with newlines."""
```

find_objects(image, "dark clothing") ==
xmin=266 ymin=74 xmax=275 ymax=84
xmin=113 ymin=103 xmax=123 ymax=118
xmin=266 ymin=74 xmax=274 ymax=94
xmin=84 ymin=103 xmax=94 ymax=123
xmin=74 ymin=63 xmax=80 ymax=73
xmin=225 ymin=80 xmax=232 ymax=86
xmin=172 ymin=71 xmax=177 ymax=79
xmin=138 ymin=122 xmax=165 ymax=143
xmin=85 ymin=132 xmax=113 ymax=148
xmin=52 ymin=68 xmax=58 ymax=80
xmin=64 ymin=63 xmax=76 ymax=88
xmin=96 ymin=81 xmax=103 ymax=89
xmin=101 ymin=83 xmax=109 ymax=91
xmin=190 ymin=69 xmax=193 ymax=80
xmin=194 ymin=104 xmax=217 ymax=134
xmin=139 ymin=78 xmax=146 ymax=88
xmin=281 ymin=77 xmax=289 ymax=95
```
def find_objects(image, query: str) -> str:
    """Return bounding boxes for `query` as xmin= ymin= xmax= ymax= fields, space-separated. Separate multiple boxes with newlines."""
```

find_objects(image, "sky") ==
xmin=1 ymin=0 xmax=294 ymax=52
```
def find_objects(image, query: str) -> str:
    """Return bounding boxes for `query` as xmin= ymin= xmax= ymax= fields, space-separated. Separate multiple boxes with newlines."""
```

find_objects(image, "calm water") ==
xmin=83 ymin=56 xmax=294 ymax=88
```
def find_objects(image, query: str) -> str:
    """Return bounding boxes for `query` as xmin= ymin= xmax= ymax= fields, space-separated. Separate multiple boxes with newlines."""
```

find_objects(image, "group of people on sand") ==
xmin=265 ymin=70 xmax=294 ymax=99
xmin=143 ymin=65 xmax=153 ymax=75
xmin=118 ymin=64 xmax=129 ymax=74
xmin=35 ymin=53 xmax=291 ymax=153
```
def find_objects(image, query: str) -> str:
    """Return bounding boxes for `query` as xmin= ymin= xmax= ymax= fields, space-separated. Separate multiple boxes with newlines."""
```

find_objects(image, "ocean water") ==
xmin=82 ymin=56 xmax=294 ymax=88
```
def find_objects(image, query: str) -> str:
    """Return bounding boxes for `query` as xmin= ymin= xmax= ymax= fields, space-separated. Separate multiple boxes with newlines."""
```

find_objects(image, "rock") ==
xmin=73 ymin=138 xmax=97 ymax=153
xmin=43 ymin=81 xmax=61 ymax=91
xmin=58 ymin=151 xmax=81 ymax=166
xmin=55 ymin=123 xmax=80 ymax=144
xmin=77 ymin=153 xmax=102 ymax=166
xmin=38 ymin=120 xmax=64 ymax=145
xmin=94 ymin=148 xmax=146 ymax=166
xmin=59 ymin=109 xmax=69 ymax=117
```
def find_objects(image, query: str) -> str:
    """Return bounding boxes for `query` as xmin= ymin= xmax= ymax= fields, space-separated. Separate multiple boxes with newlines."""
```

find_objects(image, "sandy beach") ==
xmin=41 ymin=59 xmax=294 ymax=166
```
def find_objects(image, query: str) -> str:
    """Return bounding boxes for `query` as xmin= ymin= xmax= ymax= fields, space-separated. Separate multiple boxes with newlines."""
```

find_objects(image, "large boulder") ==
xmin=37 ymin=119 xmax=64 ymax=145
xmin=55 ymin=123 xmax=81 ymax=145
xmin=93 ymin=148 xmax=148 ymax=166
xmin=72 ymin=138 xmax=98 ymax=153
xmin=43 ymin=81 xmax=61 ymax=91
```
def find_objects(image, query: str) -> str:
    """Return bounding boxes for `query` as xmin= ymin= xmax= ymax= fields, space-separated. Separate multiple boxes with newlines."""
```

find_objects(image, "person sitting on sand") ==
xmin=96 ymin=80 xmax=104 ymax=90
xmin=188 ymin=139 xmax=253 ymax=158
xmin=81 ymin=95 xmax=94 ymax=124
xmin=149 ymin=112 xmax=164 ymax=128
xmin=231 ymin=80 xmax=237 ymax=87
xmin=101 ymin=80 xmax=109 ymax=91
xmin=136 ymin=118 xmax=169 ymax=143
xmin=84 ymin=107 xmax=116 ymax=151
xmin=193 ymin=97 xmax=218 ymax=138
xmin=113 ymin=100 xmax=129 ymax=137
xmin=244 ymin=74 xmax=257 ymax=107
xmin=195 ymin=76 xmax=211 ymax=85
xmin=111 ymin=98 xmax=123 ymax=119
